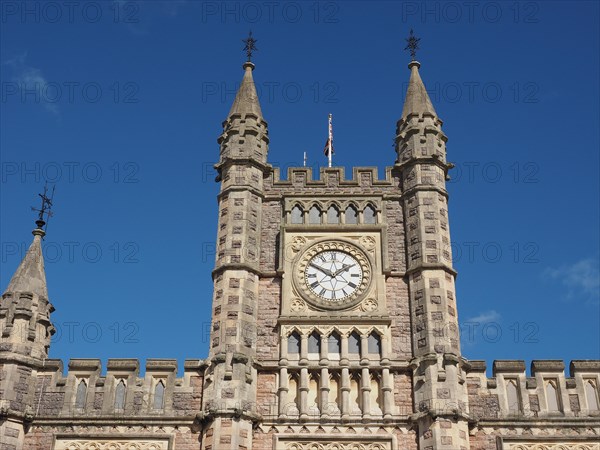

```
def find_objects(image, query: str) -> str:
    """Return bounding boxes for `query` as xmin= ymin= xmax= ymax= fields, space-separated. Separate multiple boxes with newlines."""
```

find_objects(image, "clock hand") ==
xmin=333 ymin=263 xmax=355 ymax=277
xmin=309 ymin=262 xmax=335 ymax=278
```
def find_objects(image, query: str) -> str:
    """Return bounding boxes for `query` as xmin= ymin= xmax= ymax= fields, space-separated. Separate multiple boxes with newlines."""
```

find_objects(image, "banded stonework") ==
xmin=1 ymin=53 xmax=598 ymax=450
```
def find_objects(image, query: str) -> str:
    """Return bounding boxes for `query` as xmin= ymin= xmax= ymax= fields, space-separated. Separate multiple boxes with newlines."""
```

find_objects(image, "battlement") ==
xmin=266 ymin=166 xmax=401 ymax=191
xmin=31 ymin=358 xmax=207 ymax=419
xmin=466 ymin=359 xmax=600 ymax=420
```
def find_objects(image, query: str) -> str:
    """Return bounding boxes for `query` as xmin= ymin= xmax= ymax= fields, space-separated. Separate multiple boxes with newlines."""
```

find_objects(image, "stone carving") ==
xmin=360 ymin=298 xmax=378 ymax=312
xmin=506 ymin=444 xmax=599 ymax=450
xmin=291 ymin=236 xmax=307 ymax=252
xmin=54 ymin=440 xmax=169 ymax=450
xmin=290 ymin=297 xmax=307 ymax=312
xmin=359 ymin=236 xmax=376 ymax=251
xmin=284 ymin=441 xmax=391 ymax=450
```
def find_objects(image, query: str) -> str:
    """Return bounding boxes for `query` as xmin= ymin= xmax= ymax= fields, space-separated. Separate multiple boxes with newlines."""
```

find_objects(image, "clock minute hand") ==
xmin=309 ymin=262 xmax=334 ymax=278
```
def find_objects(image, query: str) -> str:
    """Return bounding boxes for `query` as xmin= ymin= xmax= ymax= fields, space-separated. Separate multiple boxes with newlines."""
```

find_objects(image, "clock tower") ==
xmin=202 ymin=47 xmax=471 ymax=450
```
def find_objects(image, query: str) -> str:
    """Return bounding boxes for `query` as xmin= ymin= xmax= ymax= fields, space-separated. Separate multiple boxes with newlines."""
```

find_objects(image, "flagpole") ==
xmin=328 ymin=113 xmax=333 ymax=168
xmin=303 ymin=151 xmax=307 ymax=167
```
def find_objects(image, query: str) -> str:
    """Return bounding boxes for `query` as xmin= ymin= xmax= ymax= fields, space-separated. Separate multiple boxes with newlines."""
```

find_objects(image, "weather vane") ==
xmin=31 ymin=183 xmax=55 ymax=232
xmin=242 ymin=31 xmax=258 ymax=62
xmin=404 ymin=29 xmax=421 ymax=61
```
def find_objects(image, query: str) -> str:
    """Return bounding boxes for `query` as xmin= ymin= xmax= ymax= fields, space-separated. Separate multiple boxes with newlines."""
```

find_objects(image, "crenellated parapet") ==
xmin=30 ymin=358 xmax=206 ymax=421
xmin=266 ymin=166 xmax=401 ymax=195
xmin=466 ymin=359 xmax=600 ymax=420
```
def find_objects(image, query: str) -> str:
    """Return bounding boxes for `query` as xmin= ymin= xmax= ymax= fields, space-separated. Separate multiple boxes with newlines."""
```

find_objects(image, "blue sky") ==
xmin=1 ymin=1 xmax=598 ymax=375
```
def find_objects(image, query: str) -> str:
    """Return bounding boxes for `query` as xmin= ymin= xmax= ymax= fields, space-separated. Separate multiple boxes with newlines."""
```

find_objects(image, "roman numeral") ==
xmin=342 ymin=289 xmax=347 ymax=297
xmin=319 ymin=288 xmax=326 ymax=296
xmin=332 ymin=290 xmax=336 ymax=299
xmin=348 ymin=282 xmax=357 ymax=288
xmin=331 ymin=252 xmax=337 ymax=260
xmin=351 ymin=274 xmax=359 ymax=277
xmin=307 ymin=274 xmax=316 ymax=278
xmin=310 ymin=281 xmax=319 ymax=288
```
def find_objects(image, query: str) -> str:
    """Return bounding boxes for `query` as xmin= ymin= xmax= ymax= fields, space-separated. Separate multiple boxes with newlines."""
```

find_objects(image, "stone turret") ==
xmin=396 ymin=60 xmax=471 ymax=449
xmin=0 ymin=220 xmax=55 ymax=449
xmin=201 ymin=60 xmax=270 ymax=450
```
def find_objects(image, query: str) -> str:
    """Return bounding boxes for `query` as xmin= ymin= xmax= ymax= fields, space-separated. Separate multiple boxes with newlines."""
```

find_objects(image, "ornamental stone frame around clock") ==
xmin=282 ymin=232 xmax=386 ymax=314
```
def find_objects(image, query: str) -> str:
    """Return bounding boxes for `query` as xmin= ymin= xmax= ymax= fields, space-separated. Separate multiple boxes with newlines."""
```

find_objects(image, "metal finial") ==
xmin=30 ymin=183 xmax=55 ymax=232
xmin=242 ymin=31 xmax=258 ymax=62
xmin=404 ymin=29 xmax=421 ymax=61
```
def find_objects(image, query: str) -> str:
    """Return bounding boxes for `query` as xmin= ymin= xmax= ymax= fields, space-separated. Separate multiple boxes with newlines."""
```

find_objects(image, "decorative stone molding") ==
xmin=54 ymin=439 xmax=170 ymax=450
xmin=503 ymin=444 xmax=599 ymax=450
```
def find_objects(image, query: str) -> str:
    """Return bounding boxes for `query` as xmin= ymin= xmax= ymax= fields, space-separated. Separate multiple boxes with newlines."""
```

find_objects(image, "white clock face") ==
xmin=304 ymin=250 xmax=363 ymax=301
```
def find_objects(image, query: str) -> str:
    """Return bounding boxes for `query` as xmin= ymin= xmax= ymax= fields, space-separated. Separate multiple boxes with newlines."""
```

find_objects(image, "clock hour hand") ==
xmin=309 ymin=262 xmax=334 ymax=278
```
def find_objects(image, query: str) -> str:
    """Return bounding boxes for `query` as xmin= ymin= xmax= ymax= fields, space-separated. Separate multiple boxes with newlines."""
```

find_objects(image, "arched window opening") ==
xmin=75 ymin=379 xmax=87 ymax=410
xmin=309 ymin=205 xmax=321 ymax=224
xmin=367 ymin=332 xmax=381 ymax=356
xmin=291 ymin=205 xmax=303 ymax=224
xmin=506 ymin=379 xmax=520 ymax=413
xmin=364 ymin=204 xmax=377 ymax=224
xmin=308 ymin=331 xmax=321 ymax=358
xmin=585 ymin=380 xmax=599 ymax=410
xmin=114 ymin=379 xmax=126 ymax=410
xmin=287 ymin=331 xmax=301 ymax=356
xmin=328 ymin=332 xmax=341 ymax=359
xmin=153 ymin=380 xmax=165 ymax=410
xmin=545 ymin=380 xmax=560 ymax=411
xmin=345 ymin=205 xmax=358 ymax=224
xmin=348 ymin=331 xmax=361 ymax=356
xmin=327 ymin=205 xmax=340 ymax=224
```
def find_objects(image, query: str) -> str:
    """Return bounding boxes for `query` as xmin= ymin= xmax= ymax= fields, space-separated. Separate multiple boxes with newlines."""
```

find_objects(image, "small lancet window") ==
xmin=328 ymin=332 xmax=341 ymax=359
xmin=345 ymin=205 xmax=358 ymax=224
xmin=291 ymin=205 xmax=303 ymax=224
xmin=308 ymin=331 xmax=321 ymax=357
xmin=288 ymin=332 xmax=301 ymax=355
xmin=367 ymin=332 xmax=381 ymax=356
xmin=545 ymin=380 xmax=560 ymax=411
xmin=506 ymin=379 xmax=520 ymax=413
xmin=364 ymin=205 xmax=377 ymax=224
xmin=585 ymin=380 xmax=599 ymax=410
xmin=309 ymin=205 xmax=321 ymax=224
xmin=153 ymin=380 xmax=165 ymax=410
xmin=114 ymin=379 xmax=126 ymax=410
xmin=327 ymin=205 xmax=340 ymax=224
xmin=75 ymin=379 xmax=87 ymax=409
xmin=348 ymin=331 xmax=361 ymax=356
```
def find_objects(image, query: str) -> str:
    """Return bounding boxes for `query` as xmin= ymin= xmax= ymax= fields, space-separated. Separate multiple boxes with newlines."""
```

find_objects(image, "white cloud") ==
xmin=3 ymin=52 xmax=59 ymax=116
xmin=464 ymin=310 xmax=501 ymax=324
xmin=544 ymin=257 xmax=600 ymax=303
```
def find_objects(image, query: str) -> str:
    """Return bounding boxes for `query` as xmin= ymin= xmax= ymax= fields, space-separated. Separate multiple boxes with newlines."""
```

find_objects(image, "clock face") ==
xmin=304 ymin=251 xmax=363 ymax=301
xmin=293 ymin=240 xmax=372 ymax=310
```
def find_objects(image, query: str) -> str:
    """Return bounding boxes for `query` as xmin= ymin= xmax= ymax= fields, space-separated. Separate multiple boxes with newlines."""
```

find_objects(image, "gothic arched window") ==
xmin=153 ymin=380 xmax=165 ymax=410
xmin=367 ymin=332 xmax=381 ymax=356
xmin=309 ymin=205 xmax=321 ymax=224
xmin=114 ymin=379 xmax=126 ymax=410
xmin=291 ymin=205 xmax=303 ymax=224
xmin=364 ymin=204 xmax=377 ymax=224
xmin=348 ymin=331 xmax=361 ymax=356
xmin=75 ymin=379 xmax=87 ymax=410
xmin=308 ymin=331 xmax=321 ymax=358
xmin=288 ymin=331 xmax=301 ymax=355
xmin=328 ymin=332 xmax=341 ymax=359
xmin=345 ymin=204 xmax=358 ymax=224
xmin=327 ymin=205 xmax=340 ymax=224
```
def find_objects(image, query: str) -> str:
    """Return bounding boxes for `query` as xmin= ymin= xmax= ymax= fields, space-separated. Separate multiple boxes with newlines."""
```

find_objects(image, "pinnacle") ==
xmin=228 ymin=62 xmax=263 ymax=118
xmin=401 ymin=61 xmax=437 ymax=119
xmin=4 ymin=231 xmax=48 ymax=299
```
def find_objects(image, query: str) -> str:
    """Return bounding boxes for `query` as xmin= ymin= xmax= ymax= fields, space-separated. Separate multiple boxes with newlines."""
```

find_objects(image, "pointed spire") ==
xmin=401 ymin=60 xmax=437 ymax=119
xmin=228 ymin=61 xmax=263 ymax=118
xmin=5 ymin=225 xmax=48 ymax=299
